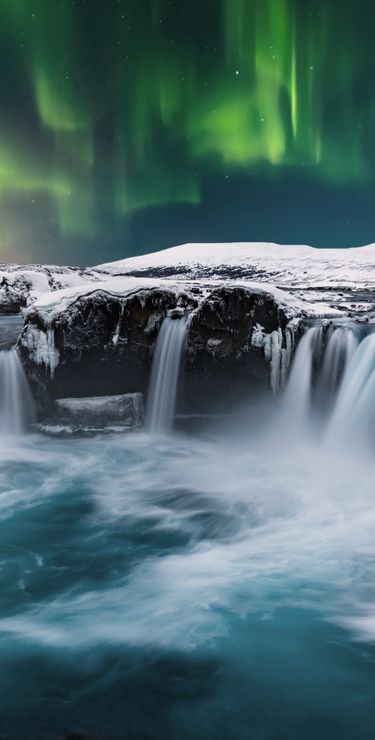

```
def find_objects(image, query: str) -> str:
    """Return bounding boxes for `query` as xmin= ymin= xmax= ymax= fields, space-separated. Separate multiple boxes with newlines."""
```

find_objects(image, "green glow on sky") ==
xmin=0 ymin=0 xmax=374 ymax=260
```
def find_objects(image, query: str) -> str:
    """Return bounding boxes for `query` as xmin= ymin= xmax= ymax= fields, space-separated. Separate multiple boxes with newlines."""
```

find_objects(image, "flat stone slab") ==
xmin=51 ymin=392 xmax=144 ymax=432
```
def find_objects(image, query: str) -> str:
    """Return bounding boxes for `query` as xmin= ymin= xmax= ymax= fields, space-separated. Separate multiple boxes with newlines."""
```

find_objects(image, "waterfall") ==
xmin=0 ymin=349 xmax=35 ymax=435
xmin=281 ymin=327 xmax=317 ymax=426
xmin=147 ymin=312 xmax=188 ymax=434
xmin=318 ymin=326 xmax=358 ymax=397
xmin=327 ymin=333 xmax=375 ymax=447
xmin=283 ymin=323 xmax=358 ymax=431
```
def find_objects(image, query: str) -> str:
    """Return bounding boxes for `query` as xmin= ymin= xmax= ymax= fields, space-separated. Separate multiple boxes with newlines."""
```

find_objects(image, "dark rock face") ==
xmin=185 ymin=286 xmax=289 ymax=412
xmin=20 ymin=285 xmax=292 ymax=418
xmin=20 ymin=289 xmax=197 ymax=414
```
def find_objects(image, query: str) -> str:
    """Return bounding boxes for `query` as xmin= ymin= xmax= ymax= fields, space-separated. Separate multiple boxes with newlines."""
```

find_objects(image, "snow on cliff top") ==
xmin=96 ymin=242 xmax=375 ymax=289
xmin=30 ymin=275 xmax=307 ymax=323
xmin=25 ymin=241 xmax=374 ymax=322
xmin=4 ymin=243 xmax=374 ymax=321
xmin=30 ymin=277 xmax=186 ymax=318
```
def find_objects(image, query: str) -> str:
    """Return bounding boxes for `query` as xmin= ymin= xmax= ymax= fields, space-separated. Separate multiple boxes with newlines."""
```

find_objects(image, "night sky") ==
xmin=1 ymin=0 xmax=375 ymax=265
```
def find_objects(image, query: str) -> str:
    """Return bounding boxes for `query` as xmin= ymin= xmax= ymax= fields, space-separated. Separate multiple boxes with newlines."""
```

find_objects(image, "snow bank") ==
xmin=0 ymin=263 xmax=102 ymax=312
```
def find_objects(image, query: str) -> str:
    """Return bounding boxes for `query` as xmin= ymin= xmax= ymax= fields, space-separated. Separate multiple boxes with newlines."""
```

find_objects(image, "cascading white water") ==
xmin=283 ymin=323 xmax=358 ymax=431
xmin=146 ymin=313 xmax=188 ymax=434
xmin=319 ymin=326 xmax=358 ymax=396
xmin=281 ymin=327 xmax=317 ymax=426
xmin=0 ymin=349 xmax=35 ymax=435
xmin=327 ymin=333 xmax=375 ymax=447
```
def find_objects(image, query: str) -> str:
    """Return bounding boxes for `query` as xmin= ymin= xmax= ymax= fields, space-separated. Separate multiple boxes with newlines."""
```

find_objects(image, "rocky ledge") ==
xmin=18 ymin=275 xmax=303 ymax=418
xmin=5 ymin=241 xmax=374 ymax=422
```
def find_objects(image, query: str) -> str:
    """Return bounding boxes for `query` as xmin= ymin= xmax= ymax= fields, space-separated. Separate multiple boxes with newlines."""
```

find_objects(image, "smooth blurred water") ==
xmin=147 ymin=315 xmax=188 ymax=434
xmin=0 ymin=349 xmax=35 ymax=435
xmin=1 ymin=421 xmax=375 ymax=740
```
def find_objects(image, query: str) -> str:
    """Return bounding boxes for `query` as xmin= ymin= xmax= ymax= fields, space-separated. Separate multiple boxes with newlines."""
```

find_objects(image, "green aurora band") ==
xmin=0 ymin=0 xmax=374 ymax=261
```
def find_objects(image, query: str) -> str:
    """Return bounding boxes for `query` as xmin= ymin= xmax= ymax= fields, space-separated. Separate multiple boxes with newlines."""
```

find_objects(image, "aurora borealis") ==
xmin=1 ymin=0 xmax=375 ymax=263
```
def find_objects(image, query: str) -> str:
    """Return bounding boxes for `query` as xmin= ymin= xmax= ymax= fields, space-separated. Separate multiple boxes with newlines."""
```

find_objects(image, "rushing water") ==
xmin=328 ymin=332 xmax=375 ymax=448
xmin=1 ymin=323 xmax=375 ymax=739
xmin=283 ymin=323 xmax=360 ymax=431
xmin=281 ymin=327 xmax=316 ymax=424
xmin=0 ymin=349 xmax=35 ymax=435
xmin=147 ymin=313 xmax=188 ymax=434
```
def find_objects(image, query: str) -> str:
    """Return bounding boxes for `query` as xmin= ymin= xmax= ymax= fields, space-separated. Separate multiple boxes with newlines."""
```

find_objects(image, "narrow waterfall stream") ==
xmin=0 ymin=348 xmax=35 ymax=434
xmin=282 ymin=327 xmax=317 ymax=425
xmin=146 ymin=311 xmax=188 ymax=433
xmin=319 ymin=325 xmax=358 ymax=394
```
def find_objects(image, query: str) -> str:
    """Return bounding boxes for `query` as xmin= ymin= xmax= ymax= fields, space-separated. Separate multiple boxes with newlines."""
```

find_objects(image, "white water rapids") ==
xmin=2 ymin=320 xmax=375 ymax=739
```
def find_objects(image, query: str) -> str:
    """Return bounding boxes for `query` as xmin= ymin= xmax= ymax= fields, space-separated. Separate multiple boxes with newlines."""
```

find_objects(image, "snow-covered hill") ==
xmin=96 ymin=242 xmax=375 ymax=289
xmin=95 ymin=242 xmax=375 ymax=320
xmin=2 ymin=242 xmax=375 ymax=320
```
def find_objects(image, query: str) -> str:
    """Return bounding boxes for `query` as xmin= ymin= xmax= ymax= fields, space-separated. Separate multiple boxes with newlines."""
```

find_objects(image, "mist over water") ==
xmin=1 ymin=325 xmax=375 ymax=738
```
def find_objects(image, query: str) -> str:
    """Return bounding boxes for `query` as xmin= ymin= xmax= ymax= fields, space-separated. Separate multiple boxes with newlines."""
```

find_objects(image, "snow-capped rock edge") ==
xmin=7 ymin=241 xmax=375 ymax=419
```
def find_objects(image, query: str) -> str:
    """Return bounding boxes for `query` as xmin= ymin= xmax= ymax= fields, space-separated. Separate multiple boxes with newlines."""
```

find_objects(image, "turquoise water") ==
xmin=1 ymin=426 xmax=375 ymax=739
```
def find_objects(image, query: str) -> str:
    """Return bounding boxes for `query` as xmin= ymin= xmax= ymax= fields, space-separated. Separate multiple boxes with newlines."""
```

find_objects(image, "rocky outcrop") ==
xmin=185 ymin=286 xmax=298 ymax=410
xmin=19 ymin=282 xmax=299 ymax=418
xmin=19 ymin=286 xmax=197 ymax=414
xmin=7 ymin=242 xmax=375 ymax=424
xmin=39 ymin=393 xmax=144 ymax=436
